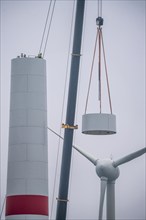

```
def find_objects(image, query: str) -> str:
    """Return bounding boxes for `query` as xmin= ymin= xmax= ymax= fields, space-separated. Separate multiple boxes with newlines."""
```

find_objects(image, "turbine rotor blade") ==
xmin=47 ymin=127 xmax=97 ymax=165
xmin=113 ymin=147 xmax=146 ymax=167
xmin=73 ymin=145 xmax=97 ymax=165
xmin=98 ymin=177 xmax=107 ymax=220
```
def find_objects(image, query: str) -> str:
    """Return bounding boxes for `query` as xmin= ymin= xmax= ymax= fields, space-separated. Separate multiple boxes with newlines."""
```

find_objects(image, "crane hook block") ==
xmin=96 ymin=17 xmax=104 ymax=27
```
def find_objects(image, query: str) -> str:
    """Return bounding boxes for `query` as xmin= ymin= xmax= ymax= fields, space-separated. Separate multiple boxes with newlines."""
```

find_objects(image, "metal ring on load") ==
xmin=82 ymin=113 xmax=116 ymax=135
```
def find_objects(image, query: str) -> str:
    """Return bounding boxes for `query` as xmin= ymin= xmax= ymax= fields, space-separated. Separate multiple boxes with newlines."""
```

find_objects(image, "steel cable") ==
xmin=67 ymin=1 xmax=87 ymax=217
xmin=49 ymin=1 xmax=76 ymax=218
xmin=101 ymin=30 xmax=113 ymax=114
xmin=98 ymin=0 xmax=102 ymax=17
xmin=98 ymin=29 xmax=102 ymax=113
xmin=0 ymin=196 xmax=6 ymax=220
xmin=84 ymin=28 xmax=99 ymax=114
xmin=42 ymin=0 xmax=56 ymax=57
xmin=38 ymin=0 xmax=53 ymax=54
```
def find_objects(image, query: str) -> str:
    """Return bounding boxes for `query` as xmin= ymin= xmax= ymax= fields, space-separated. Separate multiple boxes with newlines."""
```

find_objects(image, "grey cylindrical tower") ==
xmin=5 ymin=56 xmax=49 ymax=220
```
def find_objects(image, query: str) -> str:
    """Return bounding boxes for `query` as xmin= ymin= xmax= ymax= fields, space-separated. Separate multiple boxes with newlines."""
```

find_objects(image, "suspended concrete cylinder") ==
xmin=5 ymin=56 xmax=49 ymax=220
xmin=82 ymin=113 xmax=116 ymax=135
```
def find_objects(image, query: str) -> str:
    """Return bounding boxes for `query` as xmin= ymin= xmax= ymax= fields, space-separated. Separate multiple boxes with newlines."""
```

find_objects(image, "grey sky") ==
xmin=0 ymin=0 xmax=145 ymax=220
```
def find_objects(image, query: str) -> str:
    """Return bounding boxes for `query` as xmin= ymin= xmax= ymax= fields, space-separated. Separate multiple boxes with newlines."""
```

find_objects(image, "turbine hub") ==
xmin=96 ymin=159 xmax=120 ymax=181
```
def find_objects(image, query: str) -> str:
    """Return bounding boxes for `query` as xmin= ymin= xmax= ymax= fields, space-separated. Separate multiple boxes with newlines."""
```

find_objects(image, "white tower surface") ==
xmin=5 ymin=56 xmax=49 ymax=220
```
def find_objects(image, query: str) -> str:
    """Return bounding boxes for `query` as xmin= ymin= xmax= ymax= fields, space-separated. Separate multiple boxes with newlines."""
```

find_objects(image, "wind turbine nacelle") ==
xmin=95 ymin=159 xmax=120 ymax=181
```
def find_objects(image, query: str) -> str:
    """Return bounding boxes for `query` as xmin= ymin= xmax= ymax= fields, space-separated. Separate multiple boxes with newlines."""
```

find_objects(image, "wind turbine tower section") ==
xmin=5 ymin=55 xmax=49 ymax=220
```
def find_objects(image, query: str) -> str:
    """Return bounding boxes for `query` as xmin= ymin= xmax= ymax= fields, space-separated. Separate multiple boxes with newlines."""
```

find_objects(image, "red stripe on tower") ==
xmin=6 ymin=195 xmax=48 ymax=216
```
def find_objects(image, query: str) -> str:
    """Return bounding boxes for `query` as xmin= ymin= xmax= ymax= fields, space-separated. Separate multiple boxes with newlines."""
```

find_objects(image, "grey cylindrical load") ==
xmin=6 ymin=58 xmax=48 ymax=219
xmin=82 ymin=113 xmax=116 ymax=135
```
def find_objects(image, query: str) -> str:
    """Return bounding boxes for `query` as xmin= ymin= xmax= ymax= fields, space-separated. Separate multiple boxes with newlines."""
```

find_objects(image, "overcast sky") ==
xmin=0 ymin=0 xmax=145 ymax=220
